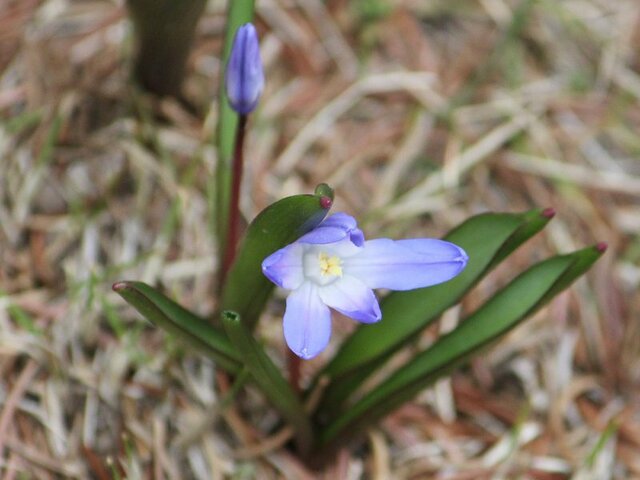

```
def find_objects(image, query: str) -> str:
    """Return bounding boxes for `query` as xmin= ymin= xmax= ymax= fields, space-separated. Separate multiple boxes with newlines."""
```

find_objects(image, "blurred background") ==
xmin=0 ymin=0 xmax=639 ymax=478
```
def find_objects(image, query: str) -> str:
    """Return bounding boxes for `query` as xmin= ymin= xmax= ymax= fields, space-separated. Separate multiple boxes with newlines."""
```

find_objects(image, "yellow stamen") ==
xmin=318 ymin=252 xmax=343 ymax=277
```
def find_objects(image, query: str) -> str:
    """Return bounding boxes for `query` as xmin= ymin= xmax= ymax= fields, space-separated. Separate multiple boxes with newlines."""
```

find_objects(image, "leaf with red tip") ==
xmin=318 ymin=244 xmax=605 ymax=450
xmin=220 ymin=184 xmax=333 ymax=329
xmin=316 ymin=208 xmax=554 ymax=413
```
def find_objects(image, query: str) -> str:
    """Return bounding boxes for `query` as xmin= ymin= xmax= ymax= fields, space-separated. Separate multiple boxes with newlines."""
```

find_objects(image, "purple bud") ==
xmin=225 ymin=23 xmax=264 ymax=115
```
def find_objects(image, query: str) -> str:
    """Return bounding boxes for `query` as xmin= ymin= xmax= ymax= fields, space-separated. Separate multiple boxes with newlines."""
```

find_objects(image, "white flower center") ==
xmin=319 ymin=252 xmax=343 ymax=277
xmin=303 ymin=249 xmax=343 ymax=286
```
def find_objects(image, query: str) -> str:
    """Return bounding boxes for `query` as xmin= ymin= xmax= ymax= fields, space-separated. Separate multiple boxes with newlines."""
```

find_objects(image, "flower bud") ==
xmin=225 ymin=23 xmax=264 ymax=115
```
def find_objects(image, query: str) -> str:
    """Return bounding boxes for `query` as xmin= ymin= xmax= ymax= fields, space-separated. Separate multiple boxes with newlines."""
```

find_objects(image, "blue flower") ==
xmin=262 ymin=213 xmax=469 ymax=359
xmin=225 ymin=23 xmax=264 ymax=115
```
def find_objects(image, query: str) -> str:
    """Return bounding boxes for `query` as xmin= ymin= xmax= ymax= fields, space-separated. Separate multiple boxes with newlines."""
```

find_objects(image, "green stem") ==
xmin=221 ymin=311 xmax=314 ymax=456
xmin=127 ymin=0 xmax=206 ymax=97
xmin=214 ymin=0 xmax=256 ymax=280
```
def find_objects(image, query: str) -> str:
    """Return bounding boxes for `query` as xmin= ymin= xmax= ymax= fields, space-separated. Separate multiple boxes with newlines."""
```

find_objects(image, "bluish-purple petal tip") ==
xmin=261 ymin=250 xmax=284 ymax=287
xmin=225 ymin=23 xmax=264 ymax=115
xmin=343 ymin=238 xmax=469 ymax=291
xmin=261 ymin=244 xmax=304 ymax=290
xmin=297 ymin=213 xmax=365 ymax=247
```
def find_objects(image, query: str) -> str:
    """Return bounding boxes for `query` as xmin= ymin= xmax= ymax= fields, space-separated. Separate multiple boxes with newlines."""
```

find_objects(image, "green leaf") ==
xmin=316 ymin=208 xmax=553 ymax=412
xmin=221 ymin=311 xmax=314 ymax=455
xmin=214 ymin=0 xmax=256 ymax=264
xmin=317 ymin=244 xmax=605 ymax=450
xmin=113 ymin=281 xmax=241 ymax=373
xmin=220 ymin=185 xmax=333 ymax=329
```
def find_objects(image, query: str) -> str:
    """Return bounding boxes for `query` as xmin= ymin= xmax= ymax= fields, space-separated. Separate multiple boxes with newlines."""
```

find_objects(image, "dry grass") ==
xmin=1 ymin=0 xmax=639 ymax=478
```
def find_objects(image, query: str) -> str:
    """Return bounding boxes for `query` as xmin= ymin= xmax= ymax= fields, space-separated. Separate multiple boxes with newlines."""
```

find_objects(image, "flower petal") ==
xmin=324 ymin=237 xmax=363 ymax=258
xmin=318 ymin=275 xmax=381 ymax=323
xmin=297 ymin=226 xmax=349 ymax=245
xmin=348 ymin=228 xmax=365 ymax=247
xmin=283 ymin=282 xmax=332 ymax=359
xmin=343 ymin=238 xmax=468 ymax=290
xmin=262 ymin=243 xmax=304 ymax=289
xmin=297 ymin=213 xmax=364 ymax=247
xmin=321 ymin=212 xmax=358 ymax=229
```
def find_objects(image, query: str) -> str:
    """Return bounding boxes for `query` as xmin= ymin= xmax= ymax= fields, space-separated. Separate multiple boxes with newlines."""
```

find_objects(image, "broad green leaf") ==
xmin=316 ymin=208 xmax=553 ymax=412
xmin=222 ymin=311 xmax=313 ymax=455
xmin=214 ymin=0 xmax=256 ymax=265
xmin=113 ymin=281 xmax=241 ymax=373
xmin=317 ymin=244 xmax=605 ymax=450
xmin=221 ymin=184 xmax=333 ymax=329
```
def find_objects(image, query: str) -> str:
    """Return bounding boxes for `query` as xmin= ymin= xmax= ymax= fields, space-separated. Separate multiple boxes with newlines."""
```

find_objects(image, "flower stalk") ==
xmin=221 ymin=114 xmax=247 ymax=281
xmin=219 ymin=23 xmax=263 ymax=282
xmin=214 ymin=2 xmax=256 ymax=287
xmin=288 ymin=349 xmax=302 ymax=393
